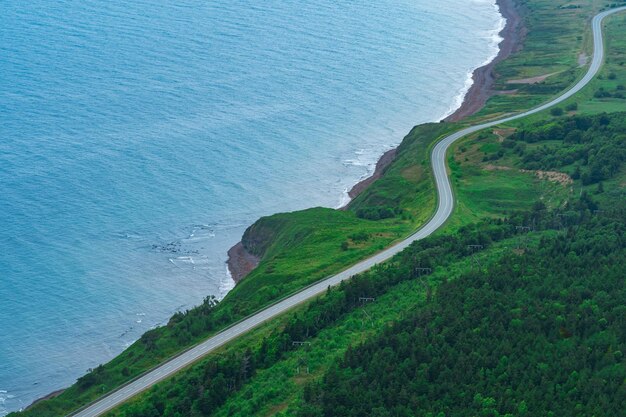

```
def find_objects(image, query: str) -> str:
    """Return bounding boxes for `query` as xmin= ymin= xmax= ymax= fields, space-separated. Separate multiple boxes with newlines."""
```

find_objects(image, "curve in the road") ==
xmin=71 ymin=6 xmax=625 ymax=417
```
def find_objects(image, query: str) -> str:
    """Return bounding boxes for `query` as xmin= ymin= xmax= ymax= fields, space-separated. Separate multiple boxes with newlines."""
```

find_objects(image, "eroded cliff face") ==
xmin=226 ymin=242 xmax=260 ymax=283
xmin=227 ymin=208 xmax=325 ymax=283
xmin=240 ymin=221 xmax=279 ymax=258
xmin=227 ymin=216 xmax=284 ymax=282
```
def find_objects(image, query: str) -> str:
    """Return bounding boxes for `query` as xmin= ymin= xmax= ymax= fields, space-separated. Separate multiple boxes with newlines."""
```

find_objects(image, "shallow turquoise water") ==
xmin=0 ymin=0 xmax=503 ymax=413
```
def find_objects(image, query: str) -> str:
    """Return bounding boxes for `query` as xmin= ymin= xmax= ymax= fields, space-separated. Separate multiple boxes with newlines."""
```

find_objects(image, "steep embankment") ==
xmin=223 ymin=121 xmax=450 ymax=304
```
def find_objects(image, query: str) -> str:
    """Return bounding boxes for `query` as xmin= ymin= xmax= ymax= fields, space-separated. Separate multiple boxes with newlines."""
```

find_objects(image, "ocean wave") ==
xmin=220 ymin=264 xmax=236 ymax=300
xmin=0 ymin=389 xmax=16 ymax=417
xmin=336 ymin=187 xmax=352 ymax=209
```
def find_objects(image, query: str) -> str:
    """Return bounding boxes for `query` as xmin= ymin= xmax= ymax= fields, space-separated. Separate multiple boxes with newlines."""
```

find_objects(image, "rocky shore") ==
xmin=227 ymin=242 xmax=260 ymax=283
xmin=445 ymin=0 xmax=525 ymax=122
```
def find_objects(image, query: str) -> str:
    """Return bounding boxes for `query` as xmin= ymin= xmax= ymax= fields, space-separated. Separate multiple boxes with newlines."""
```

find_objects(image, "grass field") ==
xmin=465 ymin=0 xmax=606 ymax=123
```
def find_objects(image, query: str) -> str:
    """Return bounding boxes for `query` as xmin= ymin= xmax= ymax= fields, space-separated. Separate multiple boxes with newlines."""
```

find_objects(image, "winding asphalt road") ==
xmin=70 ymin=6 xmax=625 ymax=417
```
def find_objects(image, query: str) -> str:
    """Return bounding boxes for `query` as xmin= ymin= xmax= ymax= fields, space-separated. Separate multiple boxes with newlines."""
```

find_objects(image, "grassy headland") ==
xmin=13 ymin=0 xmax=626 ymax=416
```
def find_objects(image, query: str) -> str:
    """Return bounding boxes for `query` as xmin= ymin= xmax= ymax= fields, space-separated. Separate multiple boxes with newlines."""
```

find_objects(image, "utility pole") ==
xmin=296 ymin=356 xmax=309 ymax=375
xmin=362 ymin=308 xmax=373 ymax=328
xmin=292 ymin=342 xmax=311 ymax=375
xmin=515 ymin=226 xmax=531 ymax=250
xmin=414 ymin=267 xmax=432 ymax=277
xmin=467 ymin=245 xmax=483 ymax=269
xmin=241 ymin=354 xmax=250 ymax=381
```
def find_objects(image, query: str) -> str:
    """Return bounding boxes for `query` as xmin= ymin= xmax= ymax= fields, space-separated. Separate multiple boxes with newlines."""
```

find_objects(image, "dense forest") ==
xmin=298 ymin=205 xmax=626 ymax=417
xmin=499 ymin=112 xmax=626 ymax=185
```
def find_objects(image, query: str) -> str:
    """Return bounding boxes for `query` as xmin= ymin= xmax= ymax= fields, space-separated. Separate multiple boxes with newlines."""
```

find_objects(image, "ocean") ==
xmin=0 ymin=0 xmax=503 ymax=413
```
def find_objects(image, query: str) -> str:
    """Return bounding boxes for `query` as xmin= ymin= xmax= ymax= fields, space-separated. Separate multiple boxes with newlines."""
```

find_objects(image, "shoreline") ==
xmin=226 ymin=242 xmax=260 ymax=283
xmin=25 ymin=389 xmax=64 ymax=411
xmin=227 ymin=0 xmax=525 ymax=282
xmin=444 ymin=0 xmax=524 ymax=122
xmin=345 ymin=148 xmax=397 ymax=202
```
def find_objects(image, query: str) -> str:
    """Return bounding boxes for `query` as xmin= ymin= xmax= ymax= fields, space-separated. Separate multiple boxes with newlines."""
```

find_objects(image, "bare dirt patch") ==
xmin=493 ymin=128 xmax=517 ymax=142
xmin=494 ymin=89 xmax=519 ymax=95
xmin=521 ymin=169 xmax=573 ymax=186
xmin=263 ymin=402 xmax=289 ymax=417
xmin=484 ymin=164 xmax=513 ymax=171
xmin=578 ymin=52 xmax=589 ymax=67
xmin=401 ymin=165 xmax=424 ymax=183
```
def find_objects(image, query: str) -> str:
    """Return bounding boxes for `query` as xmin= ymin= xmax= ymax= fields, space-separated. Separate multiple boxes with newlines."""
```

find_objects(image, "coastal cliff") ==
xmin=227 ymin=0 xmax=526 ymax=283
xmin=227 ymin=220 xmax=279 ymax=282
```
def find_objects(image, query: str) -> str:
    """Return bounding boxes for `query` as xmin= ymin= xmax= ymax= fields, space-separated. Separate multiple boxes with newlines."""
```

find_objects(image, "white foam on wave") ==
xmin=335 ymin=0 xmax=505 ymax=211
xmin=135 ymin=313 xmax=145 ymax=323
xmin=0 ymin=389 xmax=16 ymax=417
xmin=186 ymin=224 xmax=217 ymax=241
xmin=438 ymin=0 xmax=506 ymax=121
xmin=220 ymin=264 xmax=236 ymax=300
xmin=336 ymin=187 xmax=352 ymax=209
xmin=335 ymin=142 xmax=398 ymax=209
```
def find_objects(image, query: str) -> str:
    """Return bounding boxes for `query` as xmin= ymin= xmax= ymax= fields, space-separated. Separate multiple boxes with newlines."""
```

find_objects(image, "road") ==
xmin=71 ymin=6 xmax=625 ymax=417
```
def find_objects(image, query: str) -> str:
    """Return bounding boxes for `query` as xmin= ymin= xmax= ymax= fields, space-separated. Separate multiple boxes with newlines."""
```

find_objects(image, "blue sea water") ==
xmin=0 ymin=0 xmax=504 ymax=413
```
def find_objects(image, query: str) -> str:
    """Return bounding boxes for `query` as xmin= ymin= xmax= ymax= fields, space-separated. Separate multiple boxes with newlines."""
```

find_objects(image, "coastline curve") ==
xmin=69 ymin=6 xmax=626 ymax=417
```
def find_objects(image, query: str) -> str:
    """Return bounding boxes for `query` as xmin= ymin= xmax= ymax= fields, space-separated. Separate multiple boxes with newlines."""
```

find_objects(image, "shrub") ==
xmin=349 ymin=231 xmax=370 ymax=243
xmin=594 ymin=88 xmax=611 ymax=98
xmin=356 ymin=206 xmax=400 ymax=220
xmin=550 ymin=107 xmax=564 ymax=116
